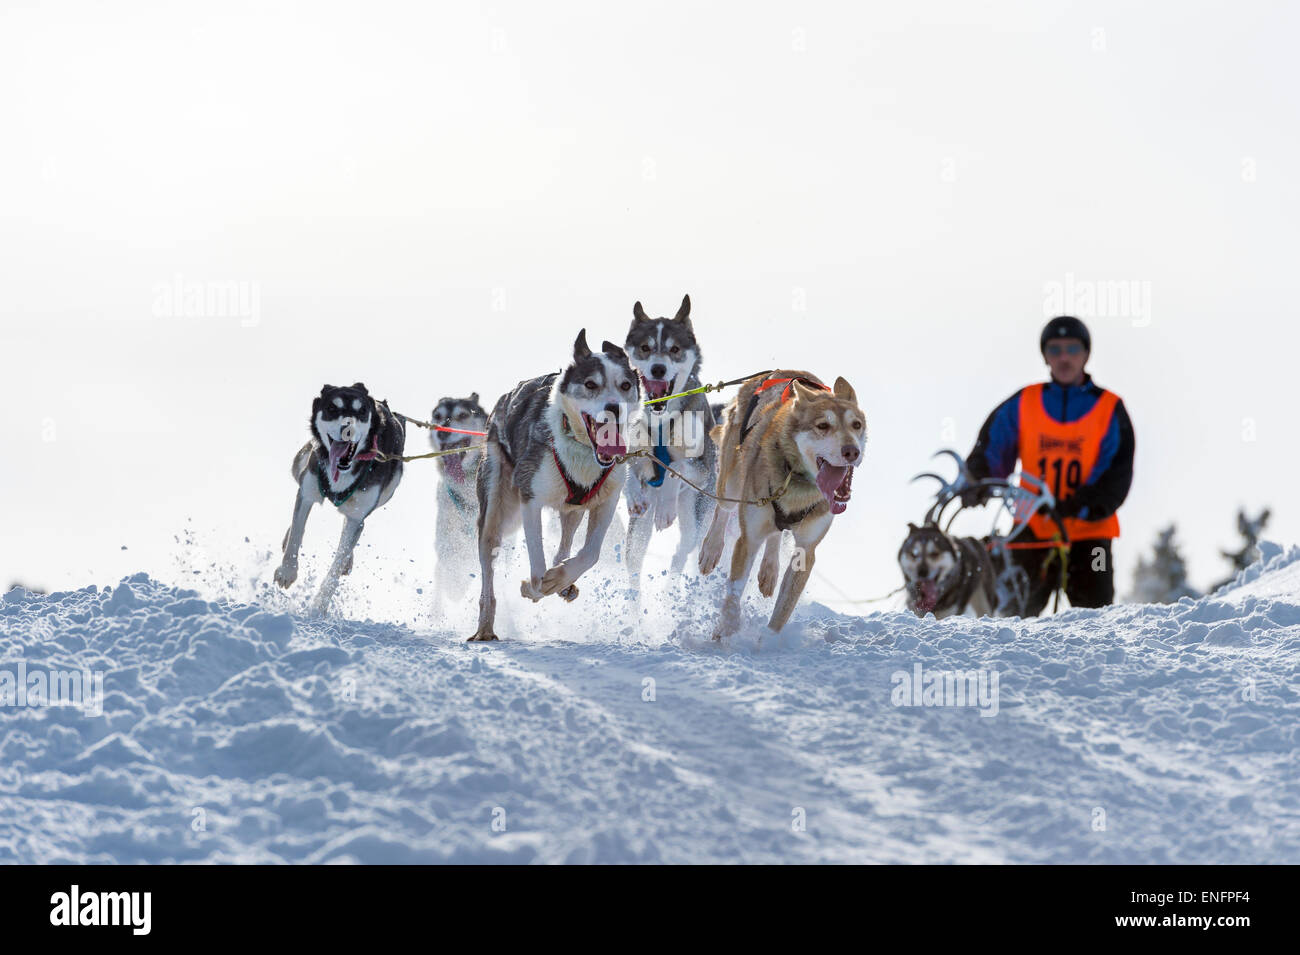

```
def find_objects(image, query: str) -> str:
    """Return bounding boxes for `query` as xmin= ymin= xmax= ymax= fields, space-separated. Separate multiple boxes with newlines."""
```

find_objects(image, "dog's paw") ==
xmin=341 ymin=554 xmax=353 ymax=576
xmin=558 ymin=583 xmax=579 ymax=602
xmin=626 ymin=485 xmax=651 ymax=517
xmin=540 ymin=561 xmax=575 ymax=596
xmin=758 ymin=561 xmax=779 ymax=598
xmin=306 ymin=598 xmax=328 ymax=619
xmin=698 ymin=539 xmax=722 ymax=576
xmin=520 ymin=578 xmax=544 ymax=602
xmin=273 ymin=562 xmax=298 ymax=588
xmin=467 ymin=630 xmax=500 ymax=642
xmin=654 ymin=500 xmax=678 ymax=531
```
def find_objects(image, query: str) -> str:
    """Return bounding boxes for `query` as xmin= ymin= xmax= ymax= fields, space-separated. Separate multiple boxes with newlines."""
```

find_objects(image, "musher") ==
xmin=961 ymin=316 xmax=1135 ymax=614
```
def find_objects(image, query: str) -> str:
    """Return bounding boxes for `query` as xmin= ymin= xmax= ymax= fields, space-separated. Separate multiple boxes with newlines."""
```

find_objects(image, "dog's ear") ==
xmin=833 ymin=376 xmax=856 ymax=402
xmin=573 ymin=328 xmax=592 ymax=360
xmin=632 ymin=301 xmax=648 ymax=322
xmin=907 ymin=522 xmax=919 ymax=533
xmin=351 ymin=382 xmax=368 ymax=395
xmin=673 ymin=294 xmax=691 ymax=323
xmin=319 ymin=385 xmax=335 ymax=397
xmin=791 ymin=379 xmax=821 ymax=403
xmin=470 ymin=392 xmax=479 ymax=405
xmin=601 ymin=340 xmax=628 ymax=362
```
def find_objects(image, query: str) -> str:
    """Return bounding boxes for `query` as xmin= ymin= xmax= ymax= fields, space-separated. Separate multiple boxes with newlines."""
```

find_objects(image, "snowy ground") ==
xmin=2 ymin=541 xmax=1298 ymax=864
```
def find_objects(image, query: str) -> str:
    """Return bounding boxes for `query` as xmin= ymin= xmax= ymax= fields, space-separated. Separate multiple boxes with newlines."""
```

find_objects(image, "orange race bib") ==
xmin=1017 ymin=383 xmax=1121 ymax=540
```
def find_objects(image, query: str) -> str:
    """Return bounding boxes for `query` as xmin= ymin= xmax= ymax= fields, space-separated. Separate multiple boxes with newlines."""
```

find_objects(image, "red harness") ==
xmin=754 ymin=376 xmax=831 ymax=401
xmin=550 ymin=443 xmax=614 ymax=506
xmin=739 ymin=376 xmax=833 ymax=440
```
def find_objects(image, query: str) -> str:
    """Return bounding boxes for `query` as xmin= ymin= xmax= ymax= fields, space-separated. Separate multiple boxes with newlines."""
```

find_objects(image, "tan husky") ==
xmin=698 ymin=371 xmax=866 ymax=639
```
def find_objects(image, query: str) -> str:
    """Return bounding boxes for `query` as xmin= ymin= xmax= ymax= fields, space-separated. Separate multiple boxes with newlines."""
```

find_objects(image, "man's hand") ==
xmin=1054 ymin=496 xmax=1084 ymax=519
xmin=959 ymin=484 xmax=992 ymax=508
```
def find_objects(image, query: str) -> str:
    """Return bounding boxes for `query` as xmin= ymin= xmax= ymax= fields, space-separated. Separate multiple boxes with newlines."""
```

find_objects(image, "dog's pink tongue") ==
xmin=444 ymin=453 xmax=465 ymax=483
xmin=816 ymin=462 xmax=849 ymax=511
xmin=586 ymin=416 xmax=626 ymax=458
xmin=917 ymin=578 xmax=939 ymax=611
xmin=328 ymin=440 xmax=349 ymax=480
xmin=597 ymin=436 xmax=627 ymax=458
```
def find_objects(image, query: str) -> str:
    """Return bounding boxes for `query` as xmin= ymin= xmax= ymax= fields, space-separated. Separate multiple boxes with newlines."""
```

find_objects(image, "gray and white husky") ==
xmin=897 ymin=522 xmax=998 ymax=619
xmin=274 ymin=383 xmax=405 ymax=616
xmin=429 ymin=393 xmax=489 ymax=611
xmin=622 ymin=294 xmax=718 ymax=586
xmin=469 ymin=330 xmax=642 ymax=641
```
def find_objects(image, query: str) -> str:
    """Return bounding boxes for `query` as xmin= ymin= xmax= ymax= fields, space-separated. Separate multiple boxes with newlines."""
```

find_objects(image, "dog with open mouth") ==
xmin=468 ymin=329 xmax=641 ymax=641
xmin=699 ymin=371 xmax=866 ymax=640
xmin=429 ymin=392 xmax=489 ymax=612
xmin=898 ymin=522 xmax=998 ymax=619
xmin=622 ymin=294 xmax=718 ymax=588
xmin=274 ymin=382 xmax=405 ymax=616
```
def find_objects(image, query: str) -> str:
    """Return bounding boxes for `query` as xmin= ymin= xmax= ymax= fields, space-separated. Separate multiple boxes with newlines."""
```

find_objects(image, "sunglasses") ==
xmin=1045 ymin=342 xmax=1085 ymax=357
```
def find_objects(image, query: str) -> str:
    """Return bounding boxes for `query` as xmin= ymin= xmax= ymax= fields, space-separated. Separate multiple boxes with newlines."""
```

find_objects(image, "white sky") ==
xmin=3 ymin=1 xmax=1297 ymax=618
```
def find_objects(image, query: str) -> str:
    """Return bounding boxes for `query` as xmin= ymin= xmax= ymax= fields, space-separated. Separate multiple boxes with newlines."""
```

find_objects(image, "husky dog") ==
xmin=274 ymin=383 xmax=405 ymax=616
xmin=699 ymin=371 xmax=866 ymax=639
xmin=429 ymin=393 xmax=490 ymax=610
xmin=469 ymin=330 xmax=641 ymax=641
xmin=622 ymin=294 xmax=718 ymax=583
xmin=898 ymin=523 xmax=998 ymax=619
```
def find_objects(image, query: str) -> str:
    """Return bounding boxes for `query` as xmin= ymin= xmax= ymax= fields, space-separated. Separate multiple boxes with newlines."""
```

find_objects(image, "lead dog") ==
xmin=699 ymin=371 xmax=866 ymax=639
xmin=622 ymin=294 xmax=717 ymax=586
xmin=429 ymin=393 xmax=490 ymax=611
xmin=897 ymin=522 xmax=997 ymax=618
xmin=274 ymin=383 xmax=405 ymax=616
xmin=469 ymin=330 xmax=642 ymax=641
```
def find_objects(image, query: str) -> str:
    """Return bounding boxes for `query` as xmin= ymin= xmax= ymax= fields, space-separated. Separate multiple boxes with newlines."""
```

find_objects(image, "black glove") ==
xmin=1054 ymin=497 xmax=1084 ymax=519
xmin=959 ymin=484 xmax=992 ymax=508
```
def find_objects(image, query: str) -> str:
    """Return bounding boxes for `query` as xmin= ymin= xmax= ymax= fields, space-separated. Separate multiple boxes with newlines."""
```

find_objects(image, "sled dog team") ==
xmin=274 ymin=295 xmax=868 ymax=640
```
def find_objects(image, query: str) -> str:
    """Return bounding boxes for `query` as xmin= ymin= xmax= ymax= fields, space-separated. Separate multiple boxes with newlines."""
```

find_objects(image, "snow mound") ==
xmin=2 ymin=551 xmax=1299 ymax=864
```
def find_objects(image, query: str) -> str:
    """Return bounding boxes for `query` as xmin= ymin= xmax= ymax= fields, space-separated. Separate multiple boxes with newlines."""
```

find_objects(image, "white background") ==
xmin=3 ymin=1 xmax=1296 ymax=616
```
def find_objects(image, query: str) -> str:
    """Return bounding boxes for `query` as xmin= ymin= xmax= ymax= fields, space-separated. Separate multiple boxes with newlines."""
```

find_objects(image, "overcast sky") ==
xmin=3 ymin=1 xmax=1297 ymax=622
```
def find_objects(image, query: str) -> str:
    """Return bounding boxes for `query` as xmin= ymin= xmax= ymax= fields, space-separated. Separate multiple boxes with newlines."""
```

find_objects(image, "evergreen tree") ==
xmin=1212 ymin=507 xmax=1271 ymax=589
xmin=1128 ymin=524 xmax=1200 ymax=603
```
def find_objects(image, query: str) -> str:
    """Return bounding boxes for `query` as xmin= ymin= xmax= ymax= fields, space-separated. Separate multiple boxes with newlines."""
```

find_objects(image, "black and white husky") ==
xmin=469 ymin=330 xmax=642 ymax=642
xmin=274 ymin=383 xmax=405 ymax=616
xmin=622 ymin=294 xmax=718 ymax=586
xmin=429 ymin=393 xmax=489 ymax=610
xmin=898 ymin=522 xmax=998 ymax=619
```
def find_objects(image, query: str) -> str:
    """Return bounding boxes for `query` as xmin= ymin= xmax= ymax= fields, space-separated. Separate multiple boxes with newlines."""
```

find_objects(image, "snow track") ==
xmin=2 ymin=545 xmax=1298 ymax=863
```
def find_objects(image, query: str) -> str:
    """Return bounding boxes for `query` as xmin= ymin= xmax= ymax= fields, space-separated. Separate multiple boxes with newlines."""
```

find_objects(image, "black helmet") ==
xmin=1040 ymin=316 xmax=1091 ymax=354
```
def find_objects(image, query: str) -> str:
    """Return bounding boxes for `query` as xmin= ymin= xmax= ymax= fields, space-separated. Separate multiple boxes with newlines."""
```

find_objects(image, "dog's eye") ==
xmin=620 ymin=381 xmax=631 ymax=392
xmin=640 ymin=343 xmax=652 ymax=353
xmin=816 ymin=422 xmax=830 ymax=432
xmin=456 ymin=412 xmax=467 ymax=421
xmin=669 ymin=345 xmax=680 ymax=355
xmin=585 ymin=380 xmax=598 ymax=391
xmin=851 ymin=420 xmax=862 ymax=430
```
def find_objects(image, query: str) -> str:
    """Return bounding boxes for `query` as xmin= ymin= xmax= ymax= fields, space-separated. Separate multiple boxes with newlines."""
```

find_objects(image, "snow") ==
xmin=2 ymin=545 xmax=1299 ymax=864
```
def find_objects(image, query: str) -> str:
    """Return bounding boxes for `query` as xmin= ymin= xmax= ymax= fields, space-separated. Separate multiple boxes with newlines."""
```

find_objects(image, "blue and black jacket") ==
xmin=965 ymin=374 xmax=1135 ymax=521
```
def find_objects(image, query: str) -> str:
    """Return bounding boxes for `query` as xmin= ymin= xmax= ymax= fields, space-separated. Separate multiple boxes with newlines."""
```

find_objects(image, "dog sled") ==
xmin=912 ymin=450 xmax=1072 ymax=617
